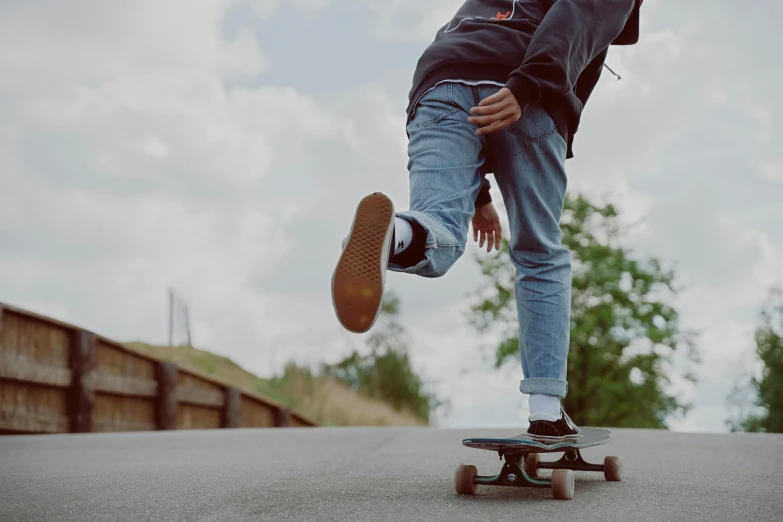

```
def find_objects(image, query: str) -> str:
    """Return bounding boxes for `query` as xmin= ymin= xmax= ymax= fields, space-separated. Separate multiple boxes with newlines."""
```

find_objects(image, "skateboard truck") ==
xmin=473 ymin=452 xmax=551 ymax=489
xmin=538 ymin=448 xmax=606 ymax=473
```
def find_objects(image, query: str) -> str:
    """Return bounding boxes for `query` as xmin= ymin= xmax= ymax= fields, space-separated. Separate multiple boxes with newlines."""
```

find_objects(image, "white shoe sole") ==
xmin=526 ymin=433 xmax=581 ymax=443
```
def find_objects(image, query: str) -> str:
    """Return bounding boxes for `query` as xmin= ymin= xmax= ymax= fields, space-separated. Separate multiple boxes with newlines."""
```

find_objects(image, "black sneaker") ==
xmin=331 ymin=193 xmax=395 ymax=333
xmin=526 ymin=410 xmax=581 ymax=443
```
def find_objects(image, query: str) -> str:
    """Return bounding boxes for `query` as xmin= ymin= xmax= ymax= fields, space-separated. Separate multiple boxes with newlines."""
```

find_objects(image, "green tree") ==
xmin=324 ymin=292 xmax=444 ymax=423
xmin=727 ymin=287 xmax=783 ymax=433
xmin=469 ymin=193 xmax=698 ymax=428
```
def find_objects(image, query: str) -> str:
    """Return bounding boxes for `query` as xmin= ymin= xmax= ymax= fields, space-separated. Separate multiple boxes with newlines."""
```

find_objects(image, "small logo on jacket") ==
xmin=444 ymin=1 xmax=520 ymax=34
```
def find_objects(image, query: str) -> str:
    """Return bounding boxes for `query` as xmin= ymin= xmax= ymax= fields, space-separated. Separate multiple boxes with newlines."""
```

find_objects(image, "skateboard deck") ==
xmin=455 ymin=427 xmax=621 ymax=500
xmin=463 ymin=426 xmax=611 ymax=453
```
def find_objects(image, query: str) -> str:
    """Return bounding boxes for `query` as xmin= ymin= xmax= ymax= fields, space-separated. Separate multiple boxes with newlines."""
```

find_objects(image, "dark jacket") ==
xmin=405 ymin=0 xmax=642 ymax=205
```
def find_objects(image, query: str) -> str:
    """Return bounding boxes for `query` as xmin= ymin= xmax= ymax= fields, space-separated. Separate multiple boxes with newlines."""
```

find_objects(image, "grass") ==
xmin=125 ymin=342 xmax=426 ymax=427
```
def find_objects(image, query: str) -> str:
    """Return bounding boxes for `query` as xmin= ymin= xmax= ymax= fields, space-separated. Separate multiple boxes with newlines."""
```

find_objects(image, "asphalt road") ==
xmin=1 ymin=427 xmax=782 ymax=521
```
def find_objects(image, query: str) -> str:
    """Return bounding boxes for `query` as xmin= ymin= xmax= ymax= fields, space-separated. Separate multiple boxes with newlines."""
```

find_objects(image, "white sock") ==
xmin=393 ymin=217 xmax=413 ymax=256
xmin=528 ymin=394 xmax=561 ymax=422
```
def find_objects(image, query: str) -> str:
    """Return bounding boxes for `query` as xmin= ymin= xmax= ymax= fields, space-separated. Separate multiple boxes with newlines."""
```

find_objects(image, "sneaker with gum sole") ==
xmin=331 ymin=193 xmax=395 ymax=333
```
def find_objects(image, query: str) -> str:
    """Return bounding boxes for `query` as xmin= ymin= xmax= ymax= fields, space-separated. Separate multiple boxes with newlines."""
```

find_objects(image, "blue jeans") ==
xmin=390 ymin=82 xmax=571 ymax=398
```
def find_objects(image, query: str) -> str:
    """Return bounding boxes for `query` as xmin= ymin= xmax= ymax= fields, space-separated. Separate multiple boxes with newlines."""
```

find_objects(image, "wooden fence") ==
xmin=0 ymin=303 xmax=317 ymax=435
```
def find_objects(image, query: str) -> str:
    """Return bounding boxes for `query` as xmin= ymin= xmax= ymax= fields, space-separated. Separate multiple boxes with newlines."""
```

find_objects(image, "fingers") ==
xmin=474 ymin=228 xmax=501 ymax=252
xmin=469 ymin=92 xmax=512 ymax=120
xmin=475 ymin=117 xmax=515 ymax=136
xmin=474 ymin=216 xmax=504 ymax=253
xmin=478 ymin=89 xmax=508 ymax=107
xmin=469 ymin=88 xmax=523 ymax=136
xmin=493 ymin=217 xmax=503 ymax=248
xmin=474 ymin=224 xmax=485 ymax=249
xmin=470 ymin=98 xmax=510 ymax=116
xmin=468 ymin=106 xmax=519 ymax=126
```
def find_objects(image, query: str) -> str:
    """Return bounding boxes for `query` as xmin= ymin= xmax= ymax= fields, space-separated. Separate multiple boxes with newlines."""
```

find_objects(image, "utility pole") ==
xmin=168 ymin=288 xmax=174 ymax=347
xmin=184 ymin=304 xmax=192 ymax=347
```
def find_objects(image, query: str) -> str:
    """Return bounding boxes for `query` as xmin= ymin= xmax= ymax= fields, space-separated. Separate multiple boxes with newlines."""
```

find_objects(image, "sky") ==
xmin=1 ymin=0 xmax=781 ymax=432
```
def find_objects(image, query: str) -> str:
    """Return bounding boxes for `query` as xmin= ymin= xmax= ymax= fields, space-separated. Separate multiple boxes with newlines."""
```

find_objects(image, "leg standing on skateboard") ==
xmin=332 ymin=0 xmax=644 ymax=441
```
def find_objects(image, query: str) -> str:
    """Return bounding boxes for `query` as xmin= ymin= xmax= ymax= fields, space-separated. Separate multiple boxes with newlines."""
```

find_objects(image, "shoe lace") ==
xmin=561 ymin=410 xmax=582 ymax=434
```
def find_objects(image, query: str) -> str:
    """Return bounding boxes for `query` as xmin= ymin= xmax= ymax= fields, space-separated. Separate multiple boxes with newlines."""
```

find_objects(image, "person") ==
xmin=331 ymin=0 xmax=643 ymax=441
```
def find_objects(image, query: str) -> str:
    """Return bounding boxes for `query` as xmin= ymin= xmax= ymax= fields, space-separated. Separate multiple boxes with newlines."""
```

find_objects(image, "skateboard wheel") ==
xmin=523 ymin=454 xmax=539 ymax=477
xmin=604 ymin=456 xmax=622 ymax=481
xmin=455 ymin=464 xmax=478 ymax=495
xmin=551 ymin=469 xmax=574 ymax=500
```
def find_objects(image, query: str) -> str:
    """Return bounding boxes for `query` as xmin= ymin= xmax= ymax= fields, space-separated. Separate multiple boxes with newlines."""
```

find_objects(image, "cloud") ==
xmin=221 ymin=29 xmax=270 ymax=79
xmin=0 ymin=0 xmax=423 ymax=379
xmin=359 ymin=0 xmax=464 ymax=43
xmin=560 ymin=0 xmax=783 ymax=431
xmin=0 ymin=0 xmax=340 ymax=348
xmin=243 ymin=0 xmax=280 ymax=21
xmin=757 ymin=160 xmax=783 ymax=182
xmin=243 ymin=0 xmax=330 ymax=20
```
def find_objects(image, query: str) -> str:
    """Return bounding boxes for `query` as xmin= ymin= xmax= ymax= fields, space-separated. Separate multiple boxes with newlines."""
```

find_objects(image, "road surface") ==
xmin=1 ymin=427 xmax=781 ymax=521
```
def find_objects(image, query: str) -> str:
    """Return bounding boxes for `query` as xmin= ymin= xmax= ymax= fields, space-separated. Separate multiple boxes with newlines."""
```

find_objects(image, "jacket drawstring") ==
xmin=603 ymin=63 xmax=622 ymax=81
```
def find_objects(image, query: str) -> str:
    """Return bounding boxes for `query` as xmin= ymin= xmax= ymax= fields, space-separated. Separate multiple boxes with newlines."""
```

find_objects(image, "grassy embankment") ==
xmin=126 ymin=342 xmax=426 ymax=427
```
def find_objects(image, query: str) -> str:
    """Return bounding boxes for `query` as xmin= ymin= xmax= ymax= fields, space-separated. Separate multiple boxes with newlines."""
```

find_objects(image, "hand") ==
xmin=472 ymin=202 xmax=503 ymax=252
xmin=468 ymin=87 xmax=523 ymax=136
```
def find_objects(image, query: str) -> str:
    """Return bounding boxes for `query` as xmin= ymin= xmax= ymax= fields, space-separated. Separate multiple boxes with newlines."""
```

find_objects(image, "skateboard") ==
xmin=455 ymin=427 xmax=621 ymax=500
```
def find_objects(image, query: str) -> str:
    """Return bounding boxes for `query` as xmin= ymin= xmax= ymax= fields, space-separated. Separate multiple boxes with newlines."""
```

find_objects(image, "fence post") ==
xmin=275 ymin=406 xmax=291 ymax=427
xmin=69 ymin=330 xmax=96 ymax=433
xmin=222 ymin=387 xmax=241 ymax=428
xmin=156 ymin=362 xmax=178 ymax=430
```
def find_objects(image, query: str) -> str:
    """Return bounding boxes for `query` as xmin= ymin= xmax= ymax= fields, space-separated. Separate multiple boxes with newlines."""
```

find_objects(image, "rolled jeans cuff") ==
xmin=387 ymin=210 xmax=464 ymax=278
xmin=519 ymin=378 xmax=568 ymax=398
